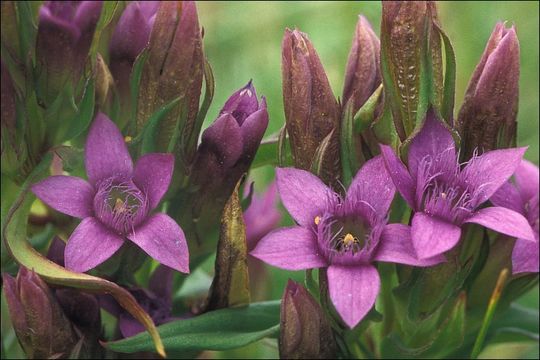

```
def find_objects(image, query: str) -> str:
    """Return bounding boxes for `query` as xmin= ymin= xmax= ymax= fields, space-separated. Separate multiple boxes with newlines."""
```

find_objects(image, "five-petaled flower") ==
xmin=380 ymin=111 xmax=536 ymax=260
xmin=491 ymin=160 xmax=539 ymax=274
xmin=32 ymin=113 xmax=189 ymax=273
xmin=251 ymin=156 xmax=444 ymax=328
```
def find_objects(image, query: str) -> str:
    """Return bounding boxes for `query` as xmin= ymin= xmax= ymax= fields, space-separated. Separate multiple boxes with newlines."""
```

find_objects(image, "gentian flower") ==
xmin=491 ymin=160 xmax=539 ymax=273
xmin=32 ymin=113 xmax=189 ymax=273
xmin=109 ymin=1 xmax=159 ymax=100
xmin=36 ymin=1 xmax=103 ymax=103
xmin=251 ymin=156 xmax=443 ymax=328
xmin=100 ymin=265 xmax=175 ymax=338
xmin=243 ymin=181 xmax=282 ymax=251
xmin=380 ymin=111 xmax=536 ymax=260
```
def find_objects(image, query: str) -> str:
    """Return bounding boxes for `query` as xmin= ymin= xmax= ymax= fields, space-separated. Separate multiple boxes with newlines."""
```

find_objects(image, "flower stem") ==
xmin=470 ymin=268 xmax=509 ymax=358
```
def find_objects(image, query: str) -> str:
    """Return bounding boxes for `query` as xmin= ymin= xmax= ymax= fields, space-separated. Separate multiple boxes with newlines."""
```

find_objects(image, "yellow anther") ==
xmin=124 ymin=136 xmax=132 ymax=143
xmin=343 ymin=233 xmax=355 ymax=247
xmin=114 ymin=198 xmax=125 ymax=213
xmin=314 ymin=216 xmax=321 ymax=225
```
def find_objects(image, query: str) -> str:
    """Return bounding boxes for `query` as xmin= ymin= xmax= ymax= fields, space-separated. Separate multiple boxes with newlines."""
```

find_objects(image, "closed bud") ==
xmin=109 ymin=1 xmax=158 ymax=103
xmin=136 ymin=1 xmax=204 ymax=155
xmin=282 ymin=29 xmax=341 ymax=185
xmin=279 ymin=280 xmax=336 ymax=359
xmin=3 ymin=268 xmax=78 ymax=359
xmin=381 ymin=1 xmax=442 ymax=140
xmin=343 ymin=15 xmax=381 ymax=114
xmin=192 ymin=82 xmax=268 ymax=209
xmin=457 ymin=23 xmax=520 ymax=160
xmin=1 ymin=61 xmax=27 ymax=176
xmin=35 ymin=1 xmax=103 ymax=105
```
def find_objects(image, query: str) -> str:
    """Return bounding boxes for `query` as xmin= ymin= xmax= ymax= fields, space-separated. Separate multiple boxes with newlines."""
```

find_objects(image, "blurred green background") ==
xmin=196 ymin=1 xmax=539 ymax=358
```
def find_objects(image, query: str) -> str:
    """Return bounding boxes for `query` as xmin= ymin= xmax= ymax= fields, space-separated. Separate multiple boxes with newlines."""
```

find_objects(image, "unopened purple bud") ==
xmin=282 ymin=29 xmax=341 ymax=185
xmin=3 ymin=268 xmax=77 ymax=359
xmin=279 ymin=280 xmax=336 ymax=359
xmin=136 ymin=1 xmax=204 ymax=154
xmin=343 ymin=15 xmax=381 ymax=113
xmin=35 ymin=1 xmax=102 ymax=104
xmin=109 ymin=1 xmax=158 ymax=100
xmin=457 ymin=23 xmax=520 ymax=160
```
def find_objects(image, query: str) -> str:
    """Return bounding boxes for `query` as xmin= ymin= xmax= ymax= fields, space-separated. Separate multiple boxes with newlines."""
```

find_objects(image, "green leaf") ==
xmin=310 ymin=129 xmax=335 ymax=178
xmin=1 ymin=154 xmax=166 ymax=357
xmin=184 ymin=59 xmax=215 ymax=160
xmin=130 ymin=96 xmax=181 ymax=155
xmin=105 ymin=301 xmax=281 ymax=354
xmin=488 ymin=304 xmax=539 ymax=344
xmin=354 ymin=84 xmax=383 ymax=133
xmin=252 ymin=130 xmax=292 ymax=169
xmin=436 ymin=23 xmax=456 ymax=124
xmin=89 ymin=1 xmax=119 ymax=59
xmin=340 ymin=100 xmax=360 ymax=187
xmin=205 ymin=181 xmax=250 ymax=310
xmin=62 ymin=79 xmax=96 ymax=141
xmin=129 ymin=49 xmax=149 ymax=129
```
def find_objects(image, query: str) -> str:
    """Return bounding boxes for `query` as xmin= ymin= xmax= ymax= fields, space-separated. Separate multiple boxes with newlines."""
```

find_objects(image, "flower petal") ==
xmin=128 ymin=213 xmax=189 ymax=273
xmin=512 ymin=238 xmax=539 ymax=274
xmin=515 ymin=159 xmax=540 ymax=202
xmin=85 ymin=113 xmax=133 ymax=185
xmin=32 ymin=176 xmax=94 ymax=218
xmin=490 ymin=182 xmax=524 ymax=214
xmin=375 ymin=224 xmax=446 ymax=266
xmin=119 ymin=314 xmax=145 ymax=338
xmin=276 ymin=167 xmax=336 ymax=227
xmin=462 ymin=147 xmax=526 ymax=205
xmin=408 ymin=112 xmax=456 ymax=181
xmin=411 ymin=213 xmax=462 ymax=259
xmin=132 ymin=153 xmax=174 ymax=210
xmin=250 ymin=226 xmax=326 ymax=270
xmin=327 ymin=265 xmax=380 ymax=329
xmin=346 ymin=155 xmax=395 ymax=214
xmin=65 ymin=218 xmax=124 ymax=272
xmin=379 ymin=144 xmax=416 ymax=208
xmin=465 ymin=206 xmax=536 ymax=241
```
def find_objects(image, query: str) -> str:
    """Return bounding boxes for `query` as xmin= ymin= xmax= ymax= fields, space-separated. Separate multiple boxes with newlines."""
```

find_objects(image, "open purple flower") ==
xmin=251 ymin=156 xmax=443 ymax=328
xmin=380 ymin=111 xmax=535 ymax=260
xmin=100 ymin=265 xmax=175 ymax=338
xmin=491 ymin=160 xmax=539 ymax=274
xmin=243 ymin=181 xmax=282 ymax=252
xmin=32 ymin=113 xmax=189 ymax=273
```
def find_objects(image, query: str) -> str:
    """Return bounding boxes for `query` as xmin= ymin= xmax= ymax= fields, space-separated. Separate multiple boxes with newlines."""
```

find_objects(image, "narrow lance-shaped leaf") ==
xmin=1 ymin=154 xmax=166 ymax=357
xmin=205 ymin=181 xmax=251 ymax=310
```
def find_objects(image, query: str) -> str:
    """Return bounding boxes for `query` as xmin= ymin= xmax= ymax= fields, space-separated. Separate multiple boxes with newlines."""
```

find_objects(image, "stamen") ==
xmin=314 ymin=216 xmax=321 ymax=225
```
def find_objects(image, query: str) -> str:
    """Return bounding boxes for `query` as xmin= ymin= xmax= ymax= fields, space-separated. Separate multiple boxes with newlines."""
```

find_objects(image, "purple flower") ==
xmin=380 ymin=111 xmax=536 ymax=260
xmin=109 ymin=1 xmax=159 ymax=99
xmin=100 ymin=265 xmax=175 ymax=338
xmin=491 ymin=160 xmax=539 ymax=274
xmin=36 ymin=1 xmax=103 ymax=102
xmin=251 ymin=156 xmax=443 ymax=328
xmin=243 ymin=181 xmax=282 ymax=251
xmin=32 ymin=113 xmax=189 ymax=273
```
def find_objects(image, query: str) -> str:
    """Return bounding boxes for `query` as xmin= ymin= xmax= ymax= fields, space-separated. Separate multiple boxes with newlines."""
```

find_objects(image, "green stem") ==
xmin=470 ymin=268 xmax=509 ymax=358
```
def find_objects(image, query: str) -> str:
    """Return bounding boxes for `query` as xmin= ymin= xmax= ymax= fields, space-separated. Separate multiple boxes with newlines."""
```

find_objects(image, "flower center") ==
xmin=417 ymin=155 xmax=475 ymax=224
xmin=93 ymin=178 xmax=149 ymax=235
xmin=315 ymin=210 xmax=383 ymax=266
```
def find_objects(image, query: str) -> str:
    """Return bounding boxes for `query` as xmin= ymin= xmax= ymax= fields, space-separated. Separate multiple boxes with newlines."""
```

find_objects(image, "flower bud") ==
xmin=342 ymin=15 xmax=381 ymax=114
xmin=192 ymin=82 xmax=268 ymax=208
xmin=3 ymin=268 xmax=78 ymax=359
xmin=35 ymin=1 xmax=102 ymax=105
xmin=1 ymin=60 xmax=27 ymax=176
xmin=457 ymin=23 xmax=520 ymax=160
xmin=279 ymin=280 xmax=336 ymax=359
xmin=282 ymin=29 xmax=341 ymax=185
xmin=136 ymin=1 xmax=204 ymax=155
xmin=109 ymin=1 xmax=158 ymax=102
xmin=380 ymin=1 xmax=442 ymax=140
